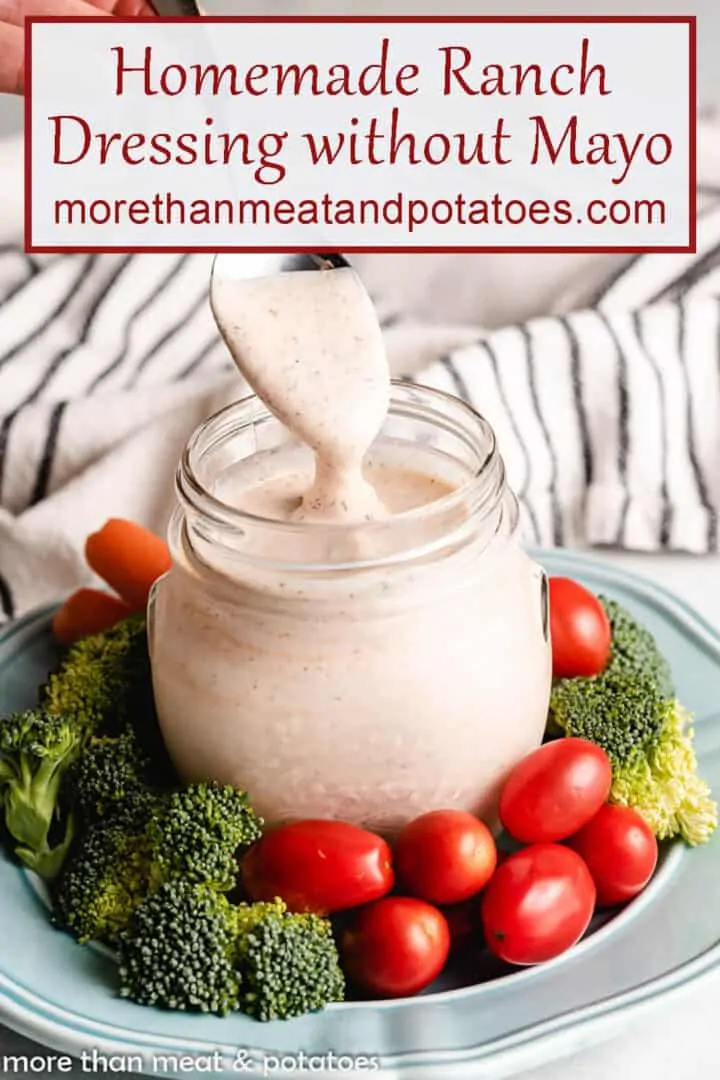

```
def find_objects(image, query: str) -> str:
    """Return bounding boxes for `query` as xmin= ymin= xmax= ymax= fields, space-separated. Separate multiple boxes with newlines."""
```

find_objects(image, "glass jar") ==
xmin=148 ymin=382 xmax=551 ymax=836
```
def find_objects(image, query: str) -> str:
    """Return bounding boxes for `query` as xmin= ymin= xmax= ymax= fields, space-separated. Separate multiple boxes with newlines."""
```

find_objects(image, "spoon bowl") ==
xmin=209 ymin=252 xmax=352 ymax=341
xmin=210 ymin=252 xmax=350 ymax=288
xmin=208 ymin=250 xmax=389 ymax=523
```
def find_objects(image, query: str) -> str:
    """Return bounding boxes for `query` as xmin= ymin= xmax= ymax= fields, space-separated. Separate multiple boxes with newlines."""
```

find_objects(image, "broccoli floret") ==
xmin=600 ymin=596 xmax=675 ymax=697
xmin=55 ymin=777 xmax=264 ymax=943
xmin=611 ymin=700 xmax=717 ymax=846
xmin=41 ymin=615 xmax=176 ymax=785
xmin=72 ymin=728 xmax=155 ymax=826
xmin=548 ymin=598 xmax=716 ymax=845
xmin=117 ymin=880 xmax=241 ymax=1015
xmin=117 ymin=887 xmax=343 ymax=1020
xmin=549 ymin=668 xmax=667 ymax=767
xmin=149 ymin=782 xmax=262 ymax=892
xmin=235 ymin=898 xmax=345 ymax=1021
xmin=41 ymin=615 xmax=151 ymax=736
xmin=0 ymin=708 xmax=81 ymax=880
xmin=54 ymin=814 xmax=159 ymax=945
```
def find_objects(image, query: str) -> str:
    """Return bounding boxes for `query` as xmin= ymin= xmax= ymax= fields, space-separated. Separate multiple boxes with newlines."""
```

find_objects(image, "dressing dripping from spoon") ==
xmin=210 ymin=256 xmax=391 ymax=523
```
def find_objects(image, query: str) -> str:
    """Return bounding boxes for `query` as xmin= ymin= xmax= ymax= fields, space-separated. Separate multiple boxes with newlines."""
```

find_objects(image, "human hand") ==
xmin=0 ymin=0 xmax=155 ymax=95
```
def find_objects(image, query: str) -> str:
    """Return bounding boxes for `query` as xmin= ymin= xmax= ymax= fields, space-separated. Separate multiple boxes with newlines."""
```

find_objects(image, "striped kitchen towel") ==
xmin=2 ymin=147 xmax=720 ymax=621
xmin=399 ymin=211 xmax=720 ymax=553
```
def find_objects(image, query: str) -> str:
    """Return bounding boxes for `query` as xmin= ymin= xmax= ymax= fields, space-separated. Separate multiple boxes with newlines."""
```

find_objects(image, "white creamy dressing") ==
xmin=150 ymin=261 xmax=552 ymax=834
xmin=211 ymin=267 xmax=392 ymax=522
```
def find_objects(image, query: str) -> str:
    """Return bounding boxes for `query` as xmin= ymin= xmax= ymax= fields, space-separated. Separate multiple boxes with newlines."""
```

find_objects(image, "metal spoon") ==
xmin=209 ymin=252 xmax=352 ymax=337
xmin=147 ymin=0 xmax=353 ymax=283
xmin=146 ymin=1 xmax=352 ymax=281
xmin=150 ymin=0 xmax=202 ymax=15
xmin=208 ymin=252 xmax=364 ymax=462
xmin=211 ymin=252 xmax=350 ymax=286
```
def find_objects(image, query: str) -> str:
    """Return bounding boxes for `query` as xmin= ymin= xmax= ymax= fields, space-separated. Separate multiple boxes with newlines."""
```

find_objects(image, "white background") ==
xmin=28 ymin=19 xmax=691 ymax=250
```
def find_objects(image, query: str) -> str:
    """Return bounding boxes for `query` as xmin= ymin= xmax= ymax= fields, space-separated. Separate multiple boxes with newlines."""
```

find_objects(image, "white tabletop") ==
xmin=1 ymin=549 xmax=718 ymax=1078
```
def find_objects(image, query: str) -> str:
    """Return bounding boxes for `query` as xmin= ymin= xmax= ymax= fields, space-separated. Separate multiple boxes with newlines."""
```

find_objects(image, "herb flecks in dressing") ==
xmin=212 ymin=267 xmax=390 ymax=523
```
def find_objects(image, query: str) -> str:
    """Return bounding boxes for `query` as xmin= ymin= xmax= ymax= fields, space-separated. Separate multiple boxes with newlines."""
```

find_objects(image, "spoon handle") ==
xmin=151 ymin=0 xmax=202 ymax=15
xmin=145 ymin=9 xmax=348 ymax=275
xmin=310 ymin=253 xmax=351 ymax=271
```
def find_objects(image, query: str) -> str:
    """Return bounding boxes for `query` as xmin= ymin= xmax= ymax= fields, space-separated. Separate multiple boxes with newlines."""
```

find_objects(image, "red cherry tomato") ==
xmin=481 ymin=844 xmax=596 ymax=965
xmin=549 ymin=577 xmax=612 ymax=678
xmin=241 ymin=820 xmax=394 ymax=915
xmin=567 ymin=803 xmax=658 ymax=907
xmin=340 ymin=896 xmax=450 ymax=998
xmin=393 ymin=809 xmax=497 ymax=905
xmin=499 ymin=738 xmax=612 ymax=844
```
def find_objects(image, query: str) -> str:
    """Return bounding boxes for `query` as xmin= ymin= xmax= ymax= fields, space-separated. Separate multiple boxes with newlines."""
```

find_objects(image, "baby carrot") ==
xmin=52 ymin=588 xmax=133 ymax=647
xmin=85 ymin=518 xmax=172 ymax=613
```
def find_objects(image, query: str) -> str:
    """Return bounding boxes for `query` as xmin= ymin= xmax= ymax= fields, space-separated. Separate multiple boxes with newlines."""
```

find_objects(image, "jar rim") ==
xmin=177 ymin=380 xmax=504 ymax=540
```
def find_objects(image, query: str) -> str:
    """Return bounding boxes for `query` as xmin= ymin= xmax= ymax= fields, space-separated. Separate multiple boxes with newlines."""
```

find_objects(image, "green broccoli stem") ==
xmin=0 ymin=759 xmax=18 ymax=786
xmin=3 ymin=753 xmax=73 ymax=855
xmin=16 ymin=813 xmax=75 ymax=881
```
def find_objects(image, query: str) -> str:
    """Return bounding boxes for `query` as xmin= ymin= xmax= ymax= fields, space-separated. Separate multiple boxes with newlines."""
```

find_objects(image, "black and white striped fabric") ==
xmin=2 ymin=207 xmax=720 ymax=625
xmin=408 ymin=204 xmax=720 ymax=553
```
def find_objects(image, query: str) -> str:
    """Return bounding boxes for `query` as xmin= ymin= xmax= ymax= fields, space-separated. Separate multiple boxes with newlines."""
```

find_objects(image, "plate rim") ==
xmin=1 ymin=549 xmax=720 ymax=1076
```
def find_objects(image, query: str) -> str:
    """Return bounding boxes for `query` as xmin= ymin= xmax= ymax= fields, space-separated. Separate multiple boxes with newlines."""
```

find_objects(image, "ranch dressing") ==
xmin=149 ymin=271 xmax=553 ymax=834
xmin=211 ymin=267 xmax=390 ymax=523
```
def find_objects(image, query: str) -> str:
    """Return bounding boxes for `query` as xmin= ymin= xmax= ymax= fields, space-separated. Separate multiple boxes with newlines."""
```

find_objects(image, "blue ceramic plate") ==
xmin=0 ymin=549 xmax=719 ymax=1080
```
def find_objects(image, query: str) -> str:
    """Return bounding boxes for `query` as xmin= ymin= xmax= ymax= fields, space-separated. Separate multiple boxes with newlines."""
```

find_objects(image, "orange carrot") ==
xmin=52 ymin=588 xmax=133 ymax=647
xmin=85 ymin=518 xmax=172 ymax=613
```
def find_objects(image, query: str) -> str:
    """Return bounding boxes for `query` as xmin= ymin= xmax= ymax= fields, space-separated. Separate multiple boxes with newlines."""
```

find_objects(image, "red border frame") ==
xmin=24 ymin=15 xmax=697 ymax=255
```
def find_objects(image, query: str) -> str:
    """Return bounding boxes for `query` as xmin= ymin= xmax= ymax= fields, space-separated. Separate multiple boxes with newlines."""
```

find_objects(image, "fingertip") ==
xmin=0 ymin=24 xmax=25 ymax=96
